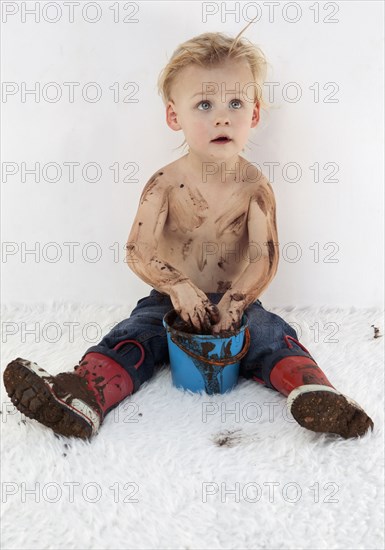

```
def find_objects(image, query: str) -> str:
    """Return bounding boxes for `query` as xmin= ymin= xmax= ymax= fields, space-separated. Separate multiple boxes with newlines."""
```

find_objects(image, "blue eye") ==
xmin=230 ymin=99 xmax=242 ymax=109
xmin=197 ymin=101 xmax=211 ymax=110
xmin=197 ymin=99 xmax=243 ymax=110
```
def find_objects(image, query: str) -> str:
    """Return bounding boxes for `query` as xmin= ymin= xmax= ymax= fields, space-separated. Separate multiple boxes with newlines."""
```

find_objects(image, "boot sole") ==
xmin=288 ymin=385 xmax=374 ymax=438
xmin=3 ymin=359 xmax=100 ymax=439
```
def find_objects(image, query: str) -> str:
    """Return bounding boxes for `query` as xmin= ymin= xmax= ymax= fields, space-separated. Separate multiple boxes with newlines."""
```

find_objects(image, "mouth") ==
xmin=211 ymin=136 xmax=232 ymax=144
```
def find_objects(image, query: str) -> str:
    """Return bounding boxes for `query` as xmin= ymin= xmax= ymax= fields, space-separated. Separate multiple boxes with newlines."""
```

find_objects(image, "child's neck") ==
xmin=182 ymin=151 xmax=243 ymax=185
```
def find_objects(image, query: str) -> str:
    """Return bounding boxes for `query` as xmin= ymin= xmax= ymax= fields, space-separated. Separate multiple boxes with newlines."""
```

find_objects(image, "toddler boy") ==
xmin=3 ymin=31 xmax=374 ymax=440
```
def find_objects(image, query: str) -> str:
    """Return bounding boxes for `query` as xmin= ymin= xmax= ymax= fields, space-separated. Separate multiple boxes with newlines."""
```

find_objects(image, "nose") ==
xmin=216 ymin=119 xmax=230 ymax=126
xmin=215 ymin=108 xmax=230 ymax=126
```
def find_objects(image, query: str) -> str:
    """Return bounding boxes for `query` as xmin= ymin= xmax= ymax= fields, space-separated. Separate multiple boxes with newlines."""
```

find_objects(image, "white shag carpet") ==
xmin=1 ymin=301 xmax=384 ymax=550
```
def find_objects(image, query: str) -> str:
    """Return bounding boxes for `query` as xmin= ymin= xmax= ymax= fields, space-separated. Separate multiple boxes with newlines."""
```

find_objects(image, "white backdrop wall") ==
xmin=1 ymin=0 xmax=384 ymax=307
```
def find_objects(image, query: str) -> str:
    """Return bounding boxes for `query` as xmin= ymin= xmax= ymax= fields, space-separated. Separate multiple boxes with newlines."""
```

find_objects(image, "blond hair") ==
xmin=157 ymin=21 xmax=269 ymax=153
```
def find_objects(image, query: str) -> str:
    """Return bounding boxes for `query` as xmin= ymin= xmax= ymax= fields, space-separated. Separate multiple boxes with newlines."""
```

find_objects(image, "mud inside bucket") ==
xmin=162 ymin=310 xmax=250 ymax=395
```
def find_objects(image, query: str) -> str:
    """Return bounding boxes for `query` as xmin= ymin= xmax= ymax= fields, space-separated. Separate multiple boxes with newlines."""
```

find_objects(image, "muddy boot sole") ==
xmin=288 ymin=385 xmax=374 ymax=439
xmin=3 ymin=358 xmax=101 ymax=439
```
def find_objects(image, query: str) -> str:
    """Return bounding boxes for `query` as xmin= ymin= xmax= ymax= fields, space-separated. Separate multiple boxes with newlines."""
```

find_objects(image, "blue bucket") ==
xmin=162 ymin=310 xmax=250 ymax=395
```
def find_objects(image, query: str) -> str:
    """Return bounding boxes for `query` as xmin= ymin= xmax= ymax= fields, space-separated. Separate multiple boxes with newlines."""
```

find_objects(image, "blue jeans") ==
xmin=81 ymin=289 xmax=314 ymax=396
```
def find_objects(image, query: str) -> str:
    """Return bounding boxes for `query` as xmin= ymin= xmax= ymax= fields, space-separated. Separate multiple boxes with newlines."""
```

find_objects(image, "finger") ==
xmin=188 ymin=313 xmax=202 ymax=332
xmin=180 ymin=310 xmax=194 ymax=327
xmin=234 ymin=312 xmax=243 ymax=330
xmin=202 ymin=298 xmax=220 ymax=323
xmin=212 ymin=325 xmax=225 ymax=335
xmin=230 ymin=317 xmax=242 ymax=331
xmin=198 ymin=307 xmax=213 ymax=333
xmin=197 ymin=310 xmax=212 ymax=333
xmin=211 ymin=324 xmax=220 ymax=335
xmin=202 ymin=313 xmax=213 ymax=333
xmin=207 ymin=303 xmax=220 ymax=324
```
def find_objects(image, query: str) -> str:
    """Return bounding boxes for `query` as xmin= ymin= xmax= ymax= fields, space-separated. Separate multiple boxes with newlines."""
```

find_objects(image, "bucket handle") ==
xmin=170 ymin=327 xmax=250 ymax=366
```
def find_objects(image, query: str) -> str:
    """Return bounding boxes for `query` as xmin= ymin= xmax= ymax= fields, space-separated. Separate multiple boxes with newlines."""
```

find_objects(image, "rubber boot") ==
xmin=3 ymin=339 xmax=144 ymax=440
xmin=269 ymin=336 xmax=374 ymax=439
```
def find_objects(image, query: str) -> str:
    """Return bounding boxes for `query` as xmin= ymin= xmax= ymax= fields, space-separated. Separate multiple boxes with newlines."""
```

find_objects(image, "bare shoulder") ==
xmin=239 ymin=158 xmax=270 ymax=191
xmin=239 ymin=159 xmax=276 ymax=215
xmin=139 ymin=160 xmax=180 ymax=204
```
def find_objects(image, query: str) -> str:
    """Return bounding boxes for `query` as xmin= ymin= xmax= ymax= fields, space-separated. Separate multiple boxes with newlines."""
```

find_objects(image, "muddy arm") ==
xmin=221 ymin=179 xmax=279 ymax=310
xmin=126 ymin=172 xmax=193 ymax=295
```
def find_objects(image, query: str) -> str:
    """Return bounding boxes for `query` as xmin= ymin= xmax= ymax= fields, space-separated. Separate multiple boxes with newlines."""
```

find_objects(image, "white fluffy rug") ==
xmin=1 ymin=301 xmax=384 ymax=550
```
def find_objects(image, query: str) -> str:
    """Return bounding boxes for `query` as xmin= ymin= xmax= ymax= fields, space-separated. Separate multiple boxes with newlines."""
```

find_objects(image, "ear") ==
xmin=166 ymin=101 xmax=182 ymax=131
xmin=250 ymin=100 xmax=260 ymax=128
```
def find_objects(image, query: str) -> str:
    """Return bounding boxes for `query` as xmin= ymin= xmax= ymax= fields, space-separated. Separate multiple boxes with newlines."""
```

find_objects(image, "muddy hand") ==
xmin=169 ymin=281 xmax=220 ymax=332
xmin=211 ymin=311 xmax=242 ymax=334
xmin=211 ymin=293 xmax=245 ymax=335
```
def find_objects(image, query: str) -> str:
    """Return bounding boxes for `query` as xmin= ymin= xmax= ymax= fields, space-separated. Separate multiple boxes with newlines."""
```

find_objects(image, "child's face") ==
xmin=166 ymin=60 xmax=260 ymax=162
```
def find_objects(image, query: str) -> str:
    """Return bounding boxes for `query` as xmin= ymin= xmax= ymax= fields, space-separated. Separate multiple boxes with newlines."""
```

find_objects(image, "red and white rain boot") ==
xmin=3 ymin=339 xmax=144 ymax=439
xmin=270 ymin=336 xmax=374 ymax=438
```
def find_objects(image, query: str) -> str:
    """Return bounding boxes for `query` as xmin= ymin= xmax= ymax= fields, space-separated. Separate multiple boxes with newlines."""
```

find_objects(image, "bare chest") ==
xmin=165 ymin=183 xmax=249 ymax=239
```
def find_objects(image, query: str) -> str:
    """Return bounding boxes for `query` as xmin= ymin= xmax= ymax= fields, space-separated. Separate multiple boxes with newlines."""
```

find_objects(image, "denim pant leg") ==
xmin=238 ymin=299 xmax=314 ymax=391
xmin=80 ymin=290 xmax=173 ymax=394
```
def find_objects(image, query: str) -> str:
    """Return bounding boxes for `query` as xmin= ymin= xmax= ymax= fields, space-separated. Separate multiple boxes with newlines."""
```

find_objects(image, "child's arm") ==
xmin=211 ymin=178 xmax=279 ymax=334
xmin=126 ymin=173 xmax=219 ymax=332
